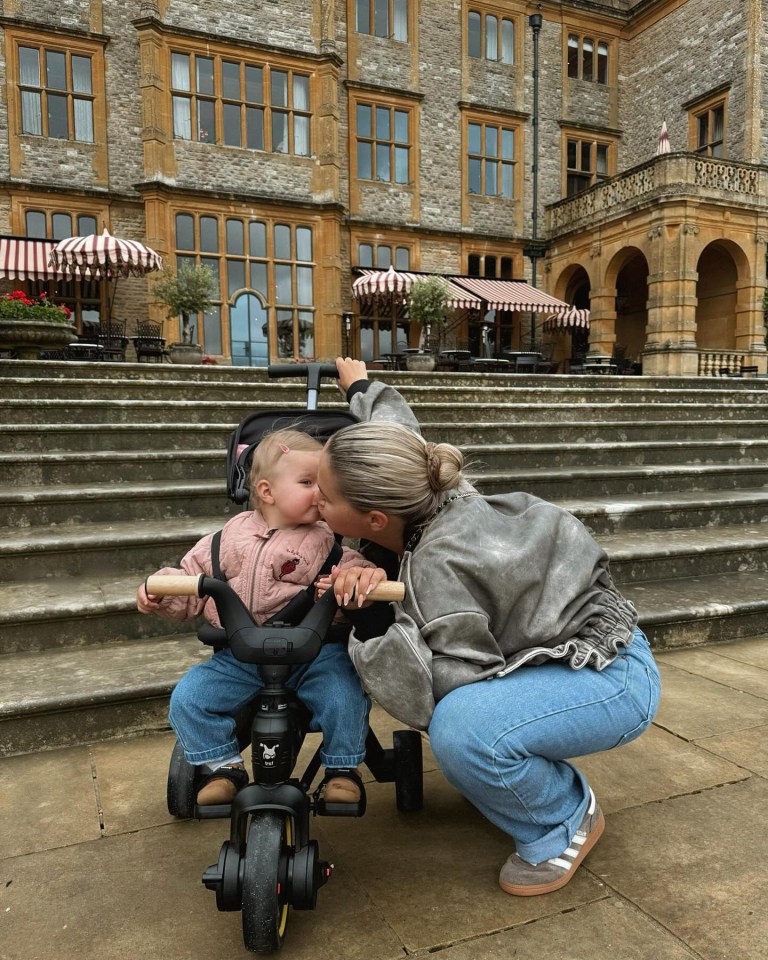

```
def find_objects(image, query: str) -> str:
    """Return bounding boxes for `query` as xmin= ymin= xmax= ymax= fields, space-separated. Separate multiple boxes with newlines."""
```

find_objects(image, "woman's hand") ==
xmin=323 ymin=564 xmax=387 ymax=608
xmin=336 ymin=357 xmax=368 ymax=394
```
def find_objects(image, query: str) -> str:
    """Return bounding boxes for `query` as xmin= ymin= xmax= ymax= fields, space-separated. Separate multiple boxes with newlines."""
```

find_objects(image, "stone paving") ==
xmin=3 ymin=637 xmax=768 ymax=960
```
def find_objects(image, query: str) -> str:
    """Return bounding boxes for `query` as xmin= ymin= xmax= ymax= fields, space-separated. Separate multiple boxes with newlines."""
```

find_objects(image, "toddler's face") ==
xmin=265 ymin=450 xmax=321 ymax=527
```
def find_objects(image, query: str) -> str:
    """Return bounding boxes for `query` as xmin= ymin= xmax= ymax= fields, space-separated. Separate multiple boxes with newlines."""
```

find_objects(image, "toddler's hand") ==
xmin=330 ymin=564 xmax=387 ymax=608
xmin=136 ymin=583 xmax=164 ymax=615
xmin=314 ymin=574 xmax=333 ymax=600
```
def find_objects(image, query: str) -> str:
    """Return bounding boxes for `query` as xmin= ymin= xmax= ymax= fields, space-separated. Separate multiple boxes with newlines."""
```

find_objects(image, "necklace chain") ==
xmin=404 ymin=491 xmax=478 ymax=553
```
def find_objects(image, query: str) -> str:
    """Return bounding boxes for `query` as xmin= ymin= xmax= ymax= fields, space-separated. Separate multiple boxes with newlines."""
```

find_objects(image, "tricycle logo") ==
xmin=259 ymin=741 xmax=279 ymax=766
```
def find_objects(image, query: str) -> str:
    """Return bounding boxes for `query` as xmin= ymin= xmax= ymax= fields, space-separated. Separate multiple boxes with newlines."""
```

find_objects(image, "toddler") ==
xmin=137 ymin=428 xmax=385 ymax=805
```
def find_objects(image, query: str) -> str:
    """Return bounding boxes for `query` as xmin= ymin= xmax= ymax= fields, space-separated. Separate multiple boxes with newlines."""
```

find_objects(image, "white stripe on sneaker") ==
xmin=548 ymin=857 xmax=572 ymax=869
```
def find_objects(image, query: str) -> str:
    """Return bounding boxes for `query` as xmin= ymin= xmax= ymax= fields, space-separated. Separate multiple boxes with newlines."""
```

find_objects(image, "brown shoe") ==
xmin=324 ymin=769 xmax=362 ymax=803
xmin=196 ymin=763 xmax=248 ymax=805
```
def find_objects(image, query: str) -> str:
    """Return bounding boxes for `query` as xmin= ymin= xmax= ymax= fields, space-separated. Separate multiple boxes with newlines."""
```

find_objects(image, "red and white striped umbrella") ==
xmin=48 ymin=228 xmax=162 ymax=279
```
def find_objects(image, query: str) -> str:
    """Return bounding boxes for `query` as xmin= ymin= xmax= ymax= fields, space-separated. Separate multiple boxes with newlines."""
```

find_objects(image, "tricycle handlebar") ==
xmin=144 ymin=575 xmax=405 ymax=603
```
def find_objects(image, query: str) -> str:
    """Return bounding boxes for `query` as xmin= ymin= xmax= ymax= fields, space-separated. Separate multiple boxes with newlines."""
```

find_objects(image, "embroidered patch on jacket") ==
xmin=279 ymin=558 xmax=301 ymax=580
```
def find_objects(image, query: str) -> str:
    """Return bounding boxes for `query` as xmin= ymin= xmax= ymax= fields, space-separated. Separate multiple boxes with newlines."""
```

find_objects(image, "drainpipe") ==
xmin=526 ymin=12 xmax=544 ymax=351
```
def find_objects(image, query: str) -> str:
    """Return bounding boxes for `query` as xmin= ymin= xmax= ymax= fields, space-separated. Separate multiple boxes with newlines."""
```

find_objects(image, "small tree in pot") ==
xmin=153 ymin=263 xmax=215 ymax=359
xmin=407 ymin=275 xmax=450 ymax=362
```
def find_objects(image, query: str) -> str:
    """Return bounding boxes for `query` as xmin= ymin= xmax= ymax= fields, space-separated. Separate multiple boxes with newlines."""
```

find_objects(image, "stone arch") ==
xmin=229 ymin=290 xmax=269 ymax=366
xmin=695 ymin=239 xmax=751 ymax=350
xmin=608 ymin=247 xmax=649 ymax=364
xmin=549 ymin=263 xmax=591 ymax=370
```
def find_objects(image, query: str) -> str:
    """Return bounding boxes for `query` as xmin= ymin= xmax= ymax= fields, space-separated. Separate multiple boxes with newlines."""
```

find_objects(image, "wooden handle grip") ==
xmin=144 ymin=575 xmax=405 ymax=602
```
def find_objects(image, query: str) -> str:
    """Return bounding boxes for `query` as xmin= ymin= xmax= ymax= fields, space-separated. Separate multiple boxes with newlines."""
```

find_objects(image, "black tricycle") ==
xmin=146 ymin=363 xmax=423 ymax=954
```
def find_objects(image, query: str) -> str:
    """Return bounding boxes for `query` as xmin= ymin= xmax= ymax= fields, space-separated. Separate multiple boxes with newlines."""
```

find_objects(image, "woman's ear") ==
xmin=255 ymin=478 xmax=274 ymax=505
xmin=367 ymin=510 xmax=389 ymax=533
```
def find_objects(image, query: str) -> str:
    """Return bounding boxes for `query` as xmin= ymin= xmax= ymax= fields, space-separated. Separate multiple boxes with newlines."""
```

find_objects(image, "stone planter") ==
xmin=405 ymin=352 xmax=436 ymax=372
xmin=168 ymin=342 xmax=204 ymax=364
xmin=0 ymin=318 xmax=78 ymax=359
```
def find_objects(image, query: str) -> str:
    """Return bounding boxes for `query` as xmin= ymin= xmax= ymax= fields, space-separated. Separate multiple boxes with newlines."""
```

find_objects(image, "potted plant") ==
xmin=153 ymin=263 xmax=215 ymax=364
xmin=406 ymin=275 xmax=450 ymax=370
xmin=0 ymin=289 xmax=77 ymax=359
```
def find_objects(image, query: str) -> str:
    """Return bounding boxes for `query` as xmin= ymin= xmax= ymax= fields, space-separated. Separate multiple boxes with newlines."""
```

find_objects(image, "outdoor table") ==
xmin=503 ymin=351 xmax=543 ymax=373
xmin=68 ymin=341 xmax=104 ymax=361
xmin=583 ymin=355 xmax=617 ymax=375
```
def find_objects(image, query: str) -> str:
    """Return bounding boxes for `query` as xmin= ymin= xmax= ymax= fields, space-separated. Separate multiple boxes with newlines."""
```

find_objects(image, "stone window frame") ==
xmin=171 ymin=207 xmax=317 ymax=359
xmin=3 ymin=25 xmax=108 ymax=178
xmin=353 ymin=0 xmax=410 ymax=43
xmin=168 ymin=45 xmax=313 ymax=156
xmin=561 ymin=128 xmax=616 ymax=197
xmin=466 ymin=251 xmax=516 ymax=278
xmin=350 ymin=90 xmax=416 ymax=186
xmin=11 ymin=197 xmax=110 ymax=331
xmin=355 ymin=240 xmax=413 ymax=271
xmin=462 ymin=108 xmax=521 ymax=201
xmin=688 ymin=91 xmax=727 ymax=158
xmin=565 ymin=31 xmax=611 ymax=85
xmin=466 ymin=2 xmax=519 ymax=65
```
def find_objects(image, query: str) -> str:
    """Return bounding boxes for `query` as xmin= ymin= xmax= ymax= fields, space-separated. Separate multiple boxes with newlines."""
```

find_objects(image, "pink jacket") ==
xmin=149 ymin=510 xmax=375 ymax=627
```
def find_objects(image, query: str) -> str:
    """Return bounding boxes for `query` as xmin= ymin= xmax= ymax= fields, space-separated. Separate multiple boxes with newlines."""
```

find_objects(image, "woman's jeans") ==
xmin=428 ymin=627 xmax=661 ymax=865
xmin=170 ymin=642 xmax=370 ymax=769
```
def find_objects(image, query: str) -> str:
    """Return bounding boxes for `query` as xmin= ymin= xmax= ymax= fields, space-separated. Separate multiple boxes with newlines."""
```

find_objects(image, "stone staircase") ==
xmin=3 ymin=358 xmax=768 ymax=756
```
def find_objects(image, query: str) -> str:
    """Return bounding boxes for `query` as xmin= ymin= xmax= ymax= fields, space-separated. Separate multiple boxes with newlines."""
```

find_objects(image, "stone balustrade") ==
xmin=547 ymin=154 xmax=766 ymax=234
xmin=697 ymin=351 xmax=746 ymax=377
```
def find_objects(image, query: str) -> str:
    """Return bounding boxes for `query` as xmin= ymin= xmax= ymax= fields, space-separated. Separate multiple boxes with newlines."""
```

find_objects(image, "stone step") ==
xmin=5 ymin=358 xmax=768 ymax=392
xmin=6 ymin=373 xmax=768 ymax=408
xmin=0 ymin=518 xmax=219 ymax=583
xmin=0 ymin=635 xmax=206 ymax=756
xmin=5 ymin=397 xmax=768 ymax=426
xmin=0 ymin=449 xmax=226 ymax=485
xmin=3 ymin=565 xmax=768 ymax=755
xmin=6 ymin=438 xmax=768 ymax=489
xmin=463 ymin=438 xmax=768 ymax=469
xmin=8 ymin=418 xmax=768 ymax=456
xmin=0 ymin=573 xmax=194 ymax=655
xmin=559 ymin=488 xmax=768 ymax=534
xmin=0 ymin=480 xmax=237 ymax=527
xmin=477 ymin=462 xmax=768 ymax=500
xmin=601 ymin=524 xmax=768 ymax=583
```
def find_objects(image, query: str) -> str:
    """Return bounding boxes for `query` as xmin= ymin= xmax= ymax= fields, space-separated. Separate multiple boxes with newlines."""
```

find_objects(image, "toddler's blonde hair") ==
xmin=248 ymin=428 xmax=322 ymax=507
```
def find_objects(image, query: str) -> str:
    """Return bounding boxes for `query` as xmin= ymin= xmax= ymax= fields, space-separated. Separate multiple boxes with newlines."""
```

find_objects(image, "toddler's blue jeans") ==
xmin=428 ymin=627 xmax=661 ymax=864
xmin=169 ymin=642 xmax=370 ymax=769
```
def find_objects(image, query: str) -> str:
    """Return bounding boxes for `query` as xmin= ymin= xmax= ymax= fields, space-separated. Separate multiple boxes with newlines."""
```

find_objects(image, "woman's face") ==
xmin=315 ymin=450 xmax=371 ymax=539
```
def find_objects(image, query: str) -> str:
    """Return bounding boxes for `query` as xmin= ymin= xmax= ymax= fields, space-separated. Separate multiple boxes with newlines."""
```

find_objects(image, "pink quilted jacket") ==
xmin=149 ymin=510 xmax=375 ymax=627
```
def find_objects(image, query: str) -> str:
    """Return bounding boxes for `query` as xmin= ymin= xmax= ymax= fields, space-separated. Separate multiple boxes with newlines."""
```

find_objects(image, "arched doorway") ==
xmin=230 ymin=292 xmax=269 ymax=367
xmin=614 ymin=252 xmax=649 ymax=364
xmin=695 ymin=243 xmax=738 ymax=350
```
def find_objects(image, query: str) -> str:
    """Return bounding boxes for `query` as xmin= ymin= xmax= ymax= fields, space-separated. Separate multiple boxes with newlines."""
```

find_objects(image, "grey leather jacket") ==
xmin=346 ymin=380 xmax=638 ymax=730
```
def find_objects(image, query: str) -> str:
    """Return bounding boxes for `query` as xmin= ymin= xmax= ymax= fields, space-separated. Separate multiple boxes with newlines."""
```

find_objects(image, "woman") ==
xmin=316 ymin=357 xmax=661 ymax=897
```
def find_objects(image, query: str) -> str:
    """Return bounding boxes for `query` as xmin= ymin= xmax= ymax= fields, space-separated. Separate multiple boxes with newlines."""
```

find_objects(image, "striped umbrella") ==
xmin=48 ymin=228 xmax=162 ymax=279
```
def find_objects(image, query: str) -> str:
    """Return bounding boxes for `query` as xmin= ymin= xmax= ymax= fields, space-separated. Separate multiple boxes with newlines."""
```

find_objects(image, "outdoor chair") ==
xmin=132 ymin=321 xmax=169 ymax=363
xmin=97 ymin=320 xmax=129 ymax=362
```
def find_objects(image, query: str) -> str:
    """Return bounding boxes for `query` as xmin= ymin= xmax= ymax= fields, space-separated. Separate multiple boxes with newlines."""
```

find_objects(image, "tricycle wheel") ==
xmin=242 ymin=812 xmax=292 ymax=953
xmin=167 ymin=740 xmax=197 ymax=818
xmin=393 ymin=730 xmax=423 ymax=813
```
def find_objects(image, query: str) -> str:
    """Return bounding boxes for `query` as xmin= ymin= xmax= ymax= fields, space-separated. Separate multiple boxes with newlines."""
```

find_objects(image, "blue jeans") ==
xmin=428 ymin=627 xmax=661 ymax=864
xmin=169 ymin=642 xmax=370 ymax=768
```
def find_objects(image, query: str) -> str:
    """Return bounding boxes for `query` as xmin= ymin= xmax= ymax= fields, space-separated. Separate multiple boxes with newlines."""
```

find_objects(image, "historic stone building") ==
xmin=0 ymin=0 xmax=765 ymax=374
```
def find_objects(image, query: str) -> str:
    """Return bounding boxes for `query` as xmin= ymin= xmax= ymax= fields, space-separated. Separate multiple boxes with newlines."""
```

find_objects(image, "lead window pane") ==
xmin=171 ymin=53 xmax=190 ymax=91
xmin=294 ymin=114 xmax=310 ymax=156
xmin=46 ymin=50 xmax=66 ymax=90
xmin=200 ymin=216 xmax=219 ymax=252
xmin=356 ymin=0 xmax=370 ymax=33
xmin=272 ymin=111 xmax=288 ymax=152
xmin=78 ymin=215 xmax=97 ymax=236
xmin=376 ymin=245 xmax=392 ymax=268
xmin=246 ymin=107 xmax=264 ymax=149
xmin=485 ymin=160 xmax=498 ymax=195
xmin=227 ymin=258 xmax=245 ymax=297
xmin=376 ymin=106 xmax=390 ymax=139
xmin=394 ymin=145 xmax=409 ymax=183
xmin=245 ymin=66 xmax=263 ymax=103
xmin=173 ymin=96 xmax=192 ymax=139
xmin=293 ymin=75 xmax=309 ymax=111
xmin=394 ymin=110 xmax=408 ymax=143
xmin=296 ymin=227 xmax=312 ymax=261
xmin=358 ymin=243 xmax=373 ymax=267
xmin=222 ymin=61 xmax=240 ymax=100
xmin=567 ymin=36 xmax=579 ymax=79
xmin=52 ymin=213 xmax=72 ymax=240
xmin=582 ymin=38 xmax=594 ymax=81
xmin=393 ymin=0 xmax=408 ymax=41
xmin=196 ymin=57 xmax=214 ymax=95
xmin=19 ymin=47 xmax=40 ymax=85
xmin=486 ymin=16 xmax=498 ymax=60
xmin=597 ymin=42 xmax=608 ymax=84
xmin=395 ymin=247 xmax=410 ymax=270
xmin=197 ymin=99 xmax=215 ymax=142
xmin=468 ymin=12 xmax=481 ymax=58
xmin=21 ymin=91 xmax=42 ymax=135
xmin=72 ymin=56 xmax=92 ymax=94
xmin=74 ymin=98 xmax=94 ymax=142
xmin=357 ymin=141 xmax=372 ymax=179
xmin=468 ymin=157 xmax=482 ymax=193
xmin=357 ymin=104 xmax=372 ymax=138
xmin=223 ymin=102 xmax=241 ymax=146
xmin=249 ymin=221 xmax=267 ymax=258
xmin=486 ymin=126 xmax=498 ymax=157
xmin=26 ymin=210 xmax=47 ymax=237
xmin=250 ymin=261 xmax=268 ymax=296
xmin=271 ymin=70 xmax=288 ymax=107
xmin=275 ymin=264 xmax=293 ymax=304
xmin=502 ymin=128 xmax=514 ymax=159
xmin=374 ymin=0 xmax=388 ymax=37
xmin=274 ymin=224 xmax=291 ymax=260
xmin=469 ymin=123 xmax=482 ymax=155
xmin=47 ymin=93 xmax=69 ymax=139
xmin=226 ymin=219 xmax=245 ymax=255
xmin=501 ymin=163 xmax=513 ymax=198
xmin=176 ymin=214 xmax=195 ymax=250
xmin=296 ymin=266 xmax=313 ymax=305
xmin=376 ymin=143 xmax=390 ymax=180
xmin=501 ymin=20 xmax=514 ymax=64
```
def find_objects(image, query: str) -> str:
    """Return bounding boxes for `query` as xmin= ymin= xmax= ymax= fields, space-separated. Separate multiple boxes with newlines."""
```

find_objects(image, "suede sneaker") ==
xmin=324 ymin=768 xmax=362 ymax=803
xmin=499 ymin=789 xmax=605 ymax=897
xmin=196 ymin=762 xmax=248 ymax=805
